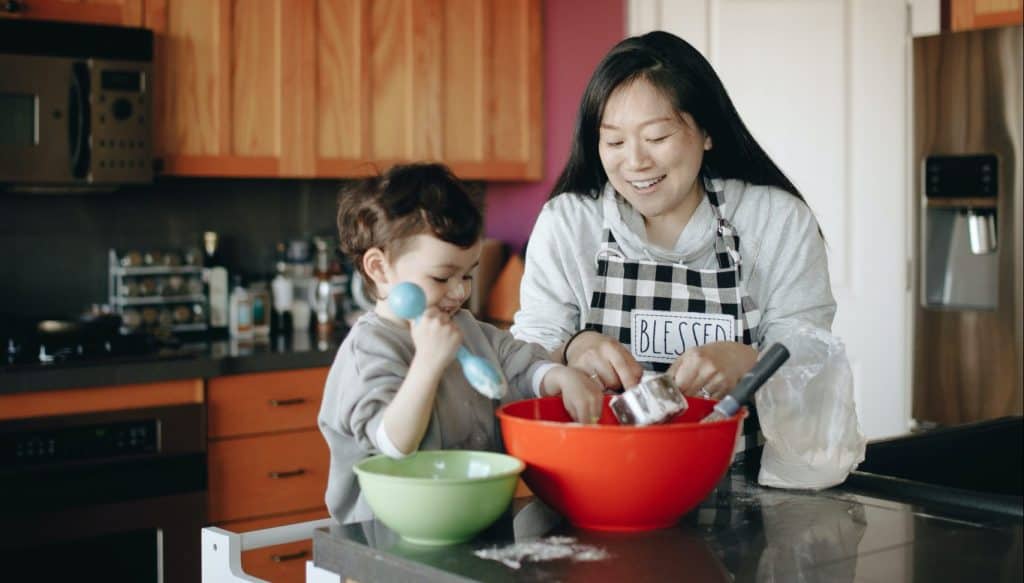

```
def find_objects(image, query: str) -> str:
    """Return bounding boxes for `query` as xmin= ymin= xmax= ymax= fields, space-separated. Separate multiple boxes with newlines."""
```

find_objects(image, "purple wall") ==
xmin=483 ymin=0 xmax=625 ymax=252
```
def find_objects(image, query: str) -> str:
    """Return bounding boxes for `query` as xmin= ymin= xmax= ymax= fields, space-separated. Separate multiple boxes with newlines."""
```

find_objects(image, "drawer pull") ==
xmin=267 ymin=468 xmax=306 ymax=479
xmin=268 ymin=397 xmax=306 ymax=407
xmin=271 ymin=549 xmax=308 ymax=563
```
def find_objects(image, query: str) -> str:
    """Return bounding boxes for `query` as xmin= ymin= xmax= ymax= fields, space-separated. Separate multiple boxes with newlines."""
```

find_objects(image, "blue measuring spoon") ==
xmin=389 ymin=282 xmax=507 ymax=399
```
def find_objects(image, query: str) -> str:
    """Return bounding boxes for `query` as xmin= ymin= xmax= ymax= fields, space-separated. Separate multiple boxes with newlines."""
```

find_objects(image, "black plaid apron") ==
xmin=585 ymin=181 xmax=763 ymax=457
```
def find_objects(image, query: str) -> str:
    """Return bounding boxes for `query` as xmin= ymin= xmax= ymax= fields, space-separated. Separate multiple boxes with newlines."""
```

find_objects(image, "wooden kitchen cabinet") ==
xmin=223 ymin=509 xmax=329 ymax=583
xmin=208 ymin=428 xmax=329 ymax=521
xmin=0 ymin=378 xmax=202 ymax=421
xmin=206 ymin=367 xmax=330 ymax=582
xmin=948 ymin=0 xmax=1023 ymax=31
xmin=207 ymin=367 xmax=327 ymax=438
xmin=0 ymin=0 xmax=143 ymax=26
xmin=144 ymin=0 xmax=542 ymax=180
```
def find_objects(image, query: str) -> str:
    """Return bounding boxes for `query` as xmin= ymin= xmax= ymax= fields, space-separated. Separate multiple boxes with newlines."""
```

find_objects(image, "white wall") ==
xmin=628 ymin=0 xmax=913 ymax=439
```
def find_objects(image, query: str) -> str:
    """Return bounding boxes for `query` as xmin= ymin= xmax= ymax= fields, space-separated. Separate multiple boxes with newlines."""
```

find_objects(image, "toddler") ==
xmin=318 ymin=163 xmax=603 ymax=524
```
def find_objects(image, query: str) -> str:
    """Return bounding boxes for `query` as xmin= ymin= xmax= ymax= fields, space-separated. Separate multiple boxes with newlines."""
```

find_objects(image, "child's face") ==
xmin=381 ymin=234 xmax=482 ymax=315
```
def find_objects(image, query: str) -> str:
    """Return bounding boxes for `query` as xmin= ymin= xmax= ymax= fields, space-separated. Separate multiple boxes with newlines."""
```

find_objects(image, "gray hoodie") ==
xmin=318 ymin=310 xmax=549 ymax=524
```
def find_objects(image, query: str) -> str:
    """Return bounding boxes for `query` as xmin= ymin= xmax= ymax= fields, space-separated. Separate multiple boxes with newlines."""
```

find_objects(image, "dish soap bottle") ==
xmin=229 ymin=275 xmax=254 ymax=340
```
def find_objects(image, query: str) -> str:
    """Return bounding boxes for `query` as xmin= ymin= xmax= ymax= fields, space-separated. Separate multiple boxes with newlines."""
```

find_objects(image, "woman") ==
xmin=511 ymin=31 xmax=834 ymax=406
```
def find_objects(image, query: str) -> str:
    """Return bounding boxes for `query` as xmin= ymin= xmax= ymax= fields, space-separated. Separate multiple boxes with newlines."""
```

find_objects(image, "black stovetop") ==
xmin=1 ymin=316 xmax=178 ymax=368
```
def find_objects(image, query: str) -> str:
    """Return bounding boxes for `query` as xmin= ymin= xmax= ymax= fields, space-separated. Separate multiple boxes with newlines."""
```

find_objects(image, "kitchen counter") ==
xmin=1 ymin=330 xmax=344 ymax=394
xmin=312 ymin=466 xmax=1023 ymax=582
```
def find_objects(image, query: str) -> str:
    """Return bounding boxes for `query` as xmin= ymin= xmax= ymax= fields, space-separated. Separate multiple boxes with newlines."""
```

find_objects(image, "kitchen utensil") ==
xmin=389 ymin=282 xmax=507 ymax=399
xmin=40 ymin=310 xmax=123 ymax=341
xmin=700 ymin=343 xmax=790 ymax=423
xmin=609 ymin=372 xmax=688 ymax=426
xmin=497 ymin=395 xmax=743 ymax=531
xmin=353 ymin=450 xmax=524 ymax=545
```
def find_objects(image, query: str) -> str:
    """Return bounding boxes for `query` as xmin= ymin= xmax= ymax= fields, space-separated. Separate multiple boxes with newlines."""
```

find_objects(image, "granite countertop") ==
xmin=1 ymin=329 xmax=345 ymax=395
xmin=312 ymin=467 xmax=1023 ymax=583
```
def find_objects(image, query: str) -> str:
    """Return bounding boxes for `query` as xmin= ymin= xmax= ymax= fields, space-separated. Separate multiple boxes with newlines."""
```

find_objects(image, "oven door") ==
xmin=0 ymin=54 xmax=83 ymax=184
xmin=0 ymin=405 xmax=207 ymax=583
xmin=2 ymin=478 xmax=206 ymax=582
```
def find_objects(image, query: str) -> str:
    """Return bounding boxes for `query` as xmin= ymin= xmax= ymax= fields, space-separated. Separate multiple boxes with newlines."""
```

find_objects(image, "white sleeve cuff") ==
xmin=531 ymin=362 xmax=562 ymax=397
xmin=375 ymin=421 xmax=411 ymax=459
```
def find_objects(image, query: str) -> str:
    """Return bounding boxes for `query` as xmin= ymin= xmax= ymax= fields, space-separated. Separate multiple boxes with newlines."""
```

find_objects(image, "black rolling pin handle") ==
xmin=713 ymin=343 xmax=791 ymax=419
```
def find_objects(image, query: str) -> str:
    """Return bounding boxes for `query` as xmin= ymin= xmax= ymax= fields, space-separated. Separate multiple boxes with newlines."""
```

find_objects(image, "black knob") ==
xmin=111 ymin=98 xmax=133 ymax=121
xmin=3 ymin=1 xmax=23 ymax=14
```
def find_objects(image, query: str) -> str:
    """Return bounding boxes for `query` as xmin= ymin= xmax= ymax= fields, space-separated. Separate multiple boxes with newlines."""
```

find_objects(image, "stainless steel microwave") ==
xmin=0 ymin=19 xmax=153 ymax=186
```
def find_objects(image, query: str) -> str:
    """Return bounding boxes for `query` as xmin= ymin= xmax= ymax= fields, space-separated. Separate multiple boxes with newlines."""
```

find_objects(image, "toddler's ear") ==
xmin=363 ymin=247 xmax=391 ymax=290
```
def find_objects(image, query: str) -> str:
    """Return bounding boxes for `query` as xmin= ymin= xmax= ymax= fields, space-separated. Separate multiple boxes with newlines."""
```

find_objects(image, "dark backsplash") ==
xmin=1 ymin=177 xmax=348 ymax=319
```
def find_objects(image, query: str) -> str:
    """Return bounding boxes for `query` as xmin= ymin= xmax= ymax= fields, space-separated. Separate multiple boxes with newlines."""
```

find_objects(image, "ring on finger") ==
xmin=697 ymin=386 xmax=711 ymax=398
xmin=589 ymin=372 xmax=601 ymax=383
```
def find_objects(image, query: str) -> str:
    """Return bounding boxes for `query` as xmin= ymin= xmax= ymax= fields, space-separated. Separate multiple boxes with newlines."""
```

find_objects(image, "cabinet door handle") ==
xmin=271 ymin=549 xmax=308 ymax=563
xmin=268 ymin=397 xmax=306 ymax=407
xmin=268 ymin=468 xmax=305 ymax=479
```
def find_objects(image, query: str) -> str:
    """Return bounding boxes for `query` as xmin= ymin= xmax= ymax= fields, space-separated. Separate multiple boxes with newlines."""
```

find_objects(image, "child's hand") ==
xmin=543 ymin=365 xmax=604 ymax=424
xmin=410 ymin=307 xmax=462 ymax=372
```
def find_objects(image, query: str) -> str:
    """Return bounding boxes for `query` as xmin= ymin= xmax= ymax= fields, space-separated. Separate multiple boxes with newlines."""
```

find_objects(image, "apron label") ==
xmin=630 ymin=310 xmax=736 ymax=364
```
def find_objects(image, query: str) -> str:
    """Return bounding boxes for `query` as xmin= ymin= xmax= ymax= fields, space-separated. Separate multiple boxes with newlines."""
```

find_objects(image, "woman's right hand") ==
xmin=564 ymin=331 xmax=644 ymax=391
xmin=410 ymin=307 xmax=462 ymax=372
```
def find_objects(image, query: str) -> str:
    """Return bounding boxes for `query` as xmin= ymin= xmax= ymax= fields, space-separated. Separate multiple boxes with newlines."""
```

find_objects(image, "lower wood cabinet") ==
xmin=206 ymin=366 xmax=331 ymax=582
xmin=222 ymin=509 xmax=329 ymax=583
xmin=208 ymin=428 xmax=330 ymax=522
xmin=207 ymin=368 xmax=327 ymax=439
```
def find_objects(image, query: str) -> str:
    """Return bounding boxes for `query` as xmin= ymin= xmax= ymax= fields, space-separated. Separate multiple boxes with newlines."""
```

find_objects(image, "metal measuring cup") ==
xmin=609 ymin=373 xmax=688 ymax=426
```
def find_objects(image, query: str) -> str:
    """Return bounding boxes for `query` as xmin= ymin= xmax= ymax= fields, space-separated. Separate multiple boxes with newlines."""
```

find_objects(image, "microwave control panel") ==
xmin=88 ymin=60 xmax=154 ymax=183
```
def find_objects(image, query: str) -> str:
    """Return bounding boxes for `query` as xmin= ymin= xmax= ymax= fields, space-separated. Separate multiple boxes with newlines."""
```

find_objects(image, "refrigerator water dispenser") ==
xmin=921 ymin=155 xmax=999 ymax=310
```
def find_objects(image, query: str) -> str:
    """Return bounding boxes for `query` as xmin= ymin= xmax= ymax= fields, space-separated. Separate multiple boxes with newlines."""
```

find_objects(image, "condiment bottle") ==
xmin=228 ymin=275 xmax=253 ymax=340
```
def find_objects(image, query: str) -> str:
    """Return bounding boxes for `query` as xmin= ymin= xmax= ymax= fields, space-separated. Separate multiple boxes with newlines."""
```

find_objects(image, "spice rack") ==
xmin=108 ymin=249 xmax=209 ymax=334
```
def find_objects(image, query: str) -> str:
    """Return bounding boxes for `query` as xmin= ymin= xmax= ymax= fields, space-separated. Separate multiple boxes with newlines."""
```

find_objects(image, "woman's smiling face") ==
xmin=598 ymin=79 xmax=711 ymax=231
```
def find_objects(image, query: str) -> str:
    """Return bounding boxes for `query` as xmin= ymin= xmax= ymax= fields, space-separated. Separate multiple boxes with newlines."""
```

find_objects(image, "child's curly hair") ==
xmin=337 ymin=163 xmax=483 ymax=299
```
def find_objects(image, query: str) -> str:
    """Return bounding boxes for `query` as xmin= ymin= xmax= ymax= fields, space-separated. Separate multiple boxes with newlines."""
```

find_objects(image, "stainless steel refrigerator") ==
xmin=912 ymin=25 xmax=1023 ymax=425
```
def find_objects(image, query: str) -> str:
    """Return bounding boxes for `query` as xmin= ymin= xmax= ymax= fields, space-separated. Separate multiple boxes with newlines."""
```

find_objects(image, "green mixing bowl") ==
xmin=353 ymin=450 xmax=524 ymax=546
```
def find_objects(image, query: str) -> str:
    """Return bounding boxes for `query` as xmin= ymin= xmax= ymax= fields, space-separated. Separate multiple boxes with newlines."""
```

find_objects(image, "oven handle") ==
xmin=267 ymin=468 xmax=305 ymax=479
xmin=69 ymin=61 xmax=91 ymax=179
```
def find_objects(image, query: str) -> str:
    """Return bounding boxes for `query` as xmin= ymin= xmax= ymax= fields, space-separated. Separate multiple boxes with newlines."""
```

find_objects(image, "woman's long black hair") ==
xmin=551 ymin=31 xmax=807 ymax=208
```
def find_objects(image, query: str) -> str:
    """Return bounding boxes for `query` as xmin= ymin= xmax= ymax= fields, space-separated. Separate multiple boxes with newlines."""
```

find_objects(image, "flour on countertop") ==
xmin=474 ymin=536 xmax=611 ymax=570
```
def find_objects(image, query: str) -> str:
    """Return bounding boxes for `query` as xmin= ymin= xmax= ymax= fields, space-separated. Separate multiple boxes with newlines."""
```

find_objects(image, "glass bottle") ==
xmin=228 ymin=275 xmax=253 ymax=340
xmin=271 ymin=242 xmax=294 ymax=336
xmin=202 ymin=231 xmax=230 ymax=336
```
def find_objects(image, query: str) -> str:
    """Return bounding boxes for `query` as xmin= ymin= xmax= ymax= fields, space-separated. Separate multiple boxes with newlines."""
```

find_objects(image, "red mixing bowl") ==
xmin=497 ymin=395 xmax=745 ymax=531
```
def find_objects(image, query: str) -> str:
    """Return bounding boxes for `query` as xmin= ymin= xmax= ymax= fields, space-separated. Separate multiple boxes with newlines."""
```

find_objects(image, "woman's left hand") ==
xmin=668 ymin=342 xmax=758 ymax=399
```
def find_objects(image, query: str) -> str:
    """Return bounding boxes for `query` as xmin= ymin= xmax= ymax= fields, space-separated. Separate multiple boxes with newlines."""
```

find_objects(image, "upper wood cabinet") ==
xmin=144 ymin=0 xmax=542 ymax=181
xmin=948 ymin=0 xmax=1023 ymax=31
xmin=0 ymin=0 xmax=143 ymax=26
